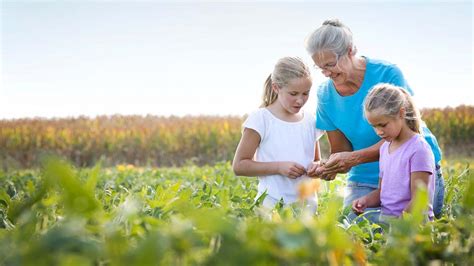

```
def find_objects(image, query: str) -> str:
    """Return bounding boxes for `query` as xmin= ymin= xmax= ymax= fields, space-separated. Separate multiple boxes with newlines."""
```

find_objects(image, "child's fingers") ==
xmin=352 ymin=205 xmax=360 ymax=214
xmin=352 ymin=200 xmax=365 ymax=214
xmin=293 ymin=164 xmax=306 ymax=175
xmin=288 ymin=169 xmax=304 ymax=178
xmin=353 ymin=207 xmax=363 ymax=214
xmin=307 ymin=165 xmax=317 ymax=175
xmin=288 ymin=172 xmax=298 ymax=179
xmin=295 ymin=163 xmax=306 ymax=171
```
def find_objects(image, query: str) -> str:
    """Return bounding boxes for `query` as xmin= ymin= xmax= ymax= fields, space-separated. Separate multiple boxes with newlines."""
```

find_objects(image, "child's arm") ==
xmin=352 ymin=179 xmax=382 ymax=214
xmin=403 ymin=171 xmax=431 ymax=213
xmin=307 ymin=141 xmax=324 ymax=178
xmin=232 ymin=128 xmax=306 ymax=178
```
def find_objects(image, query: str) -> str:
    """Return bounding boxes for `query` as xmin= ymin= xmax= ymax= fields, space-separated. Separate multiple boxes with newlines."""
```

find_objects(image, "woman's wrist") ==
xmin=350 ymin=150 xmax=365 ymax=166
xmin=350 ymin=141 xmax=383 ymax=165
xmin=342 ymin=151 xmax=360 ymax=168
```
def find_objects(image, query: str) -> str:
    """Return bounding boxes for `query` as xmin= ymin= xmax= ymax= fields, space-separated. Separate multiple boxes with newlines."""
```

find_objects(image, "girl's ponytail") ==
xmin=399 ymin=89 xmax=421 ymax=133
xmin=261 ymin=74 xmax=277 ymax=107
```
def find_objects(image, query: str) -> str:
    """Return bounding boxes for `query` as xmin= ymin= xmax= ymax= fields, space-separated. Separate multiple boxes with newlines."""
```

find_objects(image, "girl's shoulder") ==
xmin=244 ymin=108 xmax=270 ymax=125
xmin=402 ymin=135 xmax=434 ymax=163
xmin=245 ymin=108 xmax=272 ymax=120
xmin=242 ymin=108 xmax=271 ymax=140
xmin=379 ymin=140 xmax=390 ymax=153
xmin=411 ymin=134 xmax=433 ymax=151
xmin=409 ymin=134 xmax=436 ymax=171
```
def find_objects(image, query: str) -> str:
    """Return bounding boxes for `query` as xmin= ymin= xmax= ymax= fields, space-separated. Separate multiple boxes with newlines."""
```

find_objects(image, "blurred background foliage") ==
xmin=1 ymin=106 xmax=473 ymax=170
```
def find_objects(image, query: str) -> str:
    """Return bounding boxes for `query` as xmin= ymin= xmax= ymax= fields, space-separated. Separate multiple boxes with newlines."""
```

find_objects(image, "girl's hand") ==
xmin=306 ymin=160 xmax=325 ymax=178
xmin=352 ymin=197 xmax=368 ymax=215
xmin=278 ymin=162 xmax=306 ymax=179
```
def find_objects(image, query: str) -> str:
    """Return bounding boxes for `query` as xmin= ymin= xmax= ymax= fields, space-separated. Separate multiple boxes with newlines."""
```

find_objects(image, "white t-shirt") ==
xmin=243 ymin=108 xmax=324 ymax=204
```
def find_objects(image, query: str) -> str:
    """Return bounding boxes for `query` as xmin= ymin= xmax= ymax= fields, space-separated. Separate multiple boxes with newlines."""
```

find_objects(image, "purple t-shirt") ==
xmin=380 ymin=134 xmax=435 ymax=218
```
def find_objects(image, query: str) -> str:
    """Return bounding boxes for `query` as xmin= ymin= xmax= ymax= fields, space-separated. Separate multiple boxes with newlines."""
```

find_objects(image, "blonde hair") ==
xmin=364 ymin=83 xmax=421 ymax=133
xmin=261 ymin=57 xmax=311 ymax=107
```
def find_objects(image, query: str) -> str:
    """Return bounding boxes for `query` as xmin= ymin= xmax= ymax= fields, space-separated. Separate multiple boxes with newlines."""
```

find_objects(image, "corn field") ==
xmin=0 ymin=106 xmax=472 ymax=169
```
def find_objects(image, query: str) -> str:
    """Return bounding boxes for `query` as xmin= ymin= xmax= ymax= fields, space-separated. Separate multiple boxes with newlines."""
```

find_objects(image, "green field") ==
xmin=0 ymin=158 xmax=472 ymax=265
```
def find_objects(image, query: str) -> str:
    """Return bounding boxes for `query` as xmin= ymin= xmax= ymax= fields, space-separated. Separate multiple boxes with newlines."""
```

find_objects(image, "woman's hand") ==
xmin=278 ymin=162 xmax=306 ymax=179
xmin=320 ymin=152 xmax=357 ymax=176
xmin=307 ymin=161 xmax=338 ymax=181
xmin=320 ymin=172 xmax=337 ymax=181
xmin=352 ymin=196 xmax=368 ymax=215
xmin=306 ymin=160 xmax=325 ymax=178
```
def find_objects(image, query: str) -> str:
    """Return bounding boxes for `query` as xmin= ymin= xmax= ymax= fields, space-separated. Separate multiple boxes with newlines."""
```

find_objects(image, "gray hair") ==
xmin=261 ymin=57 xmax=311 ymax=107
xmin=304 ymin=18 xmax=356 ymax=57
xmin=364 ymin=83 xmax=421 ymax=133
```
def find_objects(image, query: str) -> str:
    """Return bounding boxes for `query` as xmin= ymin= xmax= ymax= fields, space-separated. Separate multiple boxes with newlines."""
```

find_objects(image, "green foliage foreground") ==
xmin=0 ymin=160 xmax=472 ymax=265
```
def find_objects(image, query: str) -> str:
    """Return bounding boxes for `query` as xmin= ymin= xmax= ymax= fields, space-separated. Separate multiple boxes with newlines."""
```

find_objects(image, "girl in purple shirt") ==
xmin=352 ymin=83 xmax=435 ymax=220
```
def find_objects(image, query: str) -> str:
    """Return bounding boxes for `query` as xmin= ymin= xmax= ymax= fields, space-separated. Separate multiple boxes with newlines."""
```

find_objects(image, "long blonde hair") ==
xmin=261 ymin=57 xmax=311 ymax=107
xmin=364 ymin=83 xmax=421 ymax=133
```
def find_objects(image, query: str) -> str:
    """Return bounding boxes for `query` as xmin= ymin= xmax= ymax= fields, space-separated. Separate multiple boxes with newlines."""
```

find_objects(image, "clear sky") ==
xmin=1 ymin=0 xmax=472 ymax=119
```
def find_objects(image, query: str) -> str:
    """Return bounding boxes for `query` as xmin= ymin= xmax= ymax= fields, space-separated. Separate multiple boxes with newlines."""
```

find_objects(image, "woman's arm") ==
xmin=232 ymin=128 xmax=306 ymax=178
xmin=349 ymin=140 xmax=383 ymax=165
xmin=321 ymin=130 xmax=384 ymax=178
xmin=327 ymin=129 xmax=352 ymax=154
xmin=403 ymin=171 xmax=431 ymax=213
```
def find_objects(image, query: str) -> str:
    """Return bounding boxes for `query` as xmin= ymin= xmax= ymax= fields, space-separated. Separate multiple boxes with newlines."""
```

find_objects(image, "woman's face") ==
xmin=311 ymin=50 xmax=350 ymax=85
xmin=274 ymin=77 xmax=312 ymax=114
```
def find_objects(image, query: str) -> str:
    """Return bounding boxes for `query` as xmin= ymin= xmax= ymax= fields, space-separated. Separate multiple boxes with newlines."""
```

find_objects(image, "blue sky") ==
xmin=1 ymin=0 xmax=472 ymax=119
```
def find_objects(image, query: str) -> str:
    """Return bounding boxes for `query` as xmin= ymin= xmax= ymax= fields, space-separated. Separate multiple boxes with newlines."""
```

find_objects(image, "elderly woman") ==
xmin=305 ymin=19 xmax=444 ymax=219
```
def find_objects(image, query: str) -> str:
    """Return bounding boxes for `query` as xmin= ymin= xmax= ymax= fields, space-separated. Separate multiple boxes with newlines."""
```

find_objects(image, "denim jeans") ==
xmin=433 ymin=164 xmax=445 ymax=218
xmin=344 ymin=181 xmax=381 ymax=223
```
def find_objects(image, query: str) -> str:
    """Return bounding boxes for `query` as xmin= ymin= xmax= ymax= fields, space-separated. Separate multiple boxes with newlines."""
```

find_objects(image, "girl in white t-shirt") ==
xmin=232 ymin=56 xmax=325 ymax=212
